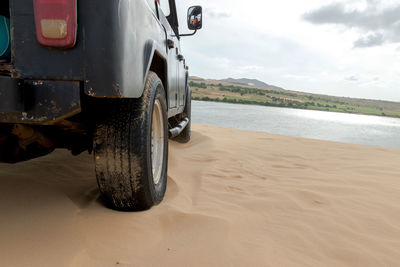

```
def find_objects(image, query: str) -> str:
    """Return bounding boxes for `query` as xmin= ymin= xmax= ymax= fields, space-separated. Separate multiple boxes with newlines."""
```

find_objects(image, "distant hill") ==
xmin=188 ymin=76 xmax=400 ymax=118
xmin=189 ymin=76 xmax=206 ymax=82
xmin=220 ymin=78 xmax=284 ymax=90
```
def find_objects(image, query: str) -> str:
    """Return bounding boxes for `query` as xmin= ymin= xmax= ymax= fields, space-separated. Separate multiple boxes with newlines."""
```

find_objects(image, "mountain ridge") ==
xmin=220 ymin=78 xmax=284 ymax=91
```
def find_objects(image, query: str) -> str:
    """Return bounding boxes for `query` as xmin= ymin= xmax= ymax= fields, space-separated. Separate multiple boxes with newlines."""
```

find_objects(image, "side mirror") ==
xmin=187 ymin=6 xmax=202 ymax=31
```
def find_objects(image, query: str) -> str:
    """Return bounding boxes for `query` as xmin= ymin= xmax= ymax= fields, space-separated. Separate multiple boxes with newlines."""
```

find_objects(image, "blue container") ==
xmin=0 ymin=16 xmax=11 ymax=62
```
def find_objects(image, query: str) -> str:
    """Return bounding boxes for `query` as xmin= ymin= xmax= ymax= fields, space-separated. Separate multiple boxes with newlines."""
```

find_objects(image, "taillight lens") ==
xmin=33 ymin=0 xmax=77 ymax=49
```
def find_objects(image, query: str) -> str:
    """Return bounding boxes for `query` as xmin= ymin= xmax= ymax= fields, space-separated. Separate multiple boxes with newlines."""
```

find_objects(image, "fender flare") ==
xmin=143 ymin=40 xmax=156 ymax=86
xmin=142 ymin=40 xmax=168 ymax=102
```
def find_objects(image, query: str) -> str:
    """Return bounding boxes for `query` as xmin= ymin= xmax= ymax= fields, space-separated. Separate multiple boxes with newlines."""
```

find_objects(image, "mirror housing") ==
xmin=187 ymin=6 xmax=202 ymax=31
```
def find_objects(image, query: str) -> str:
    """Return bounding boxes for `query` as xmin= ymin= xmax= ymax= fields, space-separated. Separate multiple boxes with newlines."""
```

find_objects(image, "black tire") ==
xmin=173 ymin=86 xmax=191 ymax=143
xmin=93 ymin=71 xmax=168 ymax=211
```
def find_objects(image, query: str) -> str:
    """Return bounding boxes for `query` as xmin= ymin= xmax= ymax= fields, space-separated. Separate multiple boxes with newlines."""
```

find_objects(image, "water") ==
xmin=192 ymin=101 xmax=400 ymax=149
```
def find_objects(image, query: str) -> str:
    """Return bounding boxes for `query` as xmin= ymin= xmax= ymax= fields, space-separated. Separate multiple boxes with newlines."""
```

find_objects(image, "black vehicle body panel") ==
xmin=6 ymin=0 xmax=188 ymax=122
xmin=10 ymin=1 xmax=84 ymax=80
xmin=0 ymin=77 xmax=80 ymax=123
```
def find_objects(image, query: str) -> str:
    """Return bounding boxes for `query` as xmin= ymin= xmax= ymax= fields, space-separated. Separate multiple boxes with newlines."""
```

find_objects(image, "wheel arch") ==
xmin=145 ymin=48 xmax=169 ymax=109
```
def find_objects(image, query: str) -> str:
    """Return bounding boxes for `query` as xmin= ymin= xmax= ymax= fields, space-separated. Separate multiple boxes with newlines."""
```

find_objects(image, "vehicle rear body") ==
xmin=0 ymin=0 xmax=203 ymax=211
xmin=0 ymin=0 xmax=197 ymax=164
xmin=1 ymin=0 xmax=188 ymax=125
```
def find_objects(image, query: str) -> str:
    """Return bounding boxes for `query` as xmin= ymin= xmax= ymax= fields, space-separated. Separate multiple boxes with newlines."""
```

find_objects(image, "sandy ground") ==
xmin=1 ymin=124 xmax=400 ymax=267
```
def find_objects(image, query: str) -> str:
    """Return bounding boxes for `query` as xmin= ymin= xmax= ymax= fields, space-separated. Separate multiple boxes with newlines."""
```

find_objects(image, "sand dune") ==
xmin=1 ymin=124 xmax=400 ymax=267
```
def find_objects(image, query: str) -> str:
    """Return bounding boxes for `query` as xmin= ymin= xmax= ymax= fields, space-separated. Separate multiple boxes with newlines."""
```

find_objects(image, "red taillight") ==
xmin=33 ymin=0 xmax=77 ymax=49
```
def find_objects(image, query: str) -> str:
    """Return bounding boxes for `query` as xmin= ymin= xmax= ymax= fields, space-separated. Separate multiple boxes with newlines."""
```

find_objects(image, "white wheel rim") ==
xmin=151 ymin=99 xmax=164 ymax=185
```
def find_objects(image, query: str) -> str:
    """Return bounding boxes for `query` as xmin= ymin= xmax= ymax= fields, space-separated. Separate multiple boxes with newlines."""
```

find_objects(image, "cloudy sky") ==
xmin=176 ymin=0 xmax=400 ymax=102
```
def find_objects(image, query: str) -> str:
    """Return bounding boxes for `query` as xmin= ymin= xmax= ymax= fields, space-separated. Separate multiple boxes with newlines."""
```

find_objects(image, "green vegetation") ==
xmin=189 ymin=80 xmax=400 ymax=118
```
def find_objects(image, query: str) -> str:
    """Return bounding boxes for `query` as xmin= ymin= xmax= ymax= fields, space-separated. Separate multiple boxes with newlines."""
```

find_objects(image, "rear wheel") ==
xmin=93 ymin=71 xmax=168 ymax=211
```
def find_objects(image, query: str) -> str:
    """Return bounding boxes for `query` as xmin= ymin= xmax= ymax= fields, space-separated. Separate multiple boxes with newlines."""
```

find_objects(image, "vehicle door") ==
xmin=176 ymin=42 xmax=186 ymax=107
xmin=168 ymin=0 xmax=186 ymax=107
xmin=158 ymin=0 xmax=179 ymax=109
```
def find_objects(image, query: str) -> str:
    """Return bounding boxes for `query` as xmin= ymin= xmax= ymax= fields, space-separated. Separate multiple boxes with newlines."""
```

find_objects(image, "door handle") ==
xmin=167 ymin=39 xmax=174 ymax=49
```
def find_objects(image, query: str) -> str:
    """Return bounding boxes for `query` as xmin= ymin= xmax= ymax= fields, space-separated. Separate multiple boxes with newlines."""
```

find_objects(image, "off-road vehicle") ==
xmin=0 ymin=0 xmax=202 ymax=211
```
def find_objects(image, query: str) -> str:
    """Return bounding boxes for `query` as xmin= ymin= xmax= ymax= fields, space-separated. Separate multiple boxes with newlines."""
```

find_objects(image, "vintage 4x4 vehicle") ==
xmin=0 ymin=1 xmax=202 ymax=211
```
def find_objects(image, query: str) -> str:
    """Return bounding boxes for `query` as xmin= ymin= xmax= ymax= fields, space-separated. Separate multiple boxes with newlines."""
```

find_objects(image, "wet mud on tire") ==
xmin=93 ymin=71 xmax=168 ymax=211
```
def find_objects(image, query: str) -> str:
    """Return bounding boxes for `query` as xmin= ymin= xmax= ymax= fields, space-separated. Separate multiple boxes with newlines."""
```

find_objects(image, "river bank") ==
xmin=190 ymin=80 xmax=400 ymax=118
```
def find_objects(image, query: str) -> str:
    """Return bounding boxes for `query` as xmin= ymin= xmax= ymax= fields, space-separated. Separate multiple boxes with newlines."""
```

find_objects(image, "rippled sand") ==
xmin=1 ymin=124 xmax=400 ymax=267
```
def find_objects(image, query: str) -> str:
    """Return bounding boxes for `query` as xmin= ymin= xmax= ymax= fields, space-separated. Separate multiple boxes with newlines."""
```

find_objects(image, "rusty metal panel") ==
xmin=0 ymin=77 xmax=81 ymax=124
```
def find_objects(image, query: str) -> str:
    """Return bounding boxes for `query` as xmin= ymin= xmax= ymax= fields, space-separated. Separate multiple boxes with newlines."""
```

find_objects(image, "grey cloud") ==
xmin=302 ymin=3 xmax=351 ymax=25
xmin=303 ymin=1 xmax=400 ymax=48
xmin=354 ymin=32 xmax=384 ymax=48
xmin=345 ymin=75 xmax=359 ymax=81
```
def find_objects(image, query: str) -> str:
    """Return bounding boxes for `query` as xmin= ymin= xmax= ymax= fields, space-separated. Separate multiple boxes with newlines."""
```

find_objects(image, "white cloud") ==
xmin=176 ymin=0 xmax=400 ymax=101
xmin=284 ymin=74 xmax=316 ymax=82
xmin=205 ymin=8 xmax=231 ymax=19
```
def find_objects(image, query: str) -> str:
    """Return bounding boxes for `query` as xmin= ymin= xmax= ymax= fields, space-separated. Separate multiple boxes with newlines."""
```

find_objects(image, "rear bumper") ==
xmin=0 ymin=77 xmax=81 ymax=124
